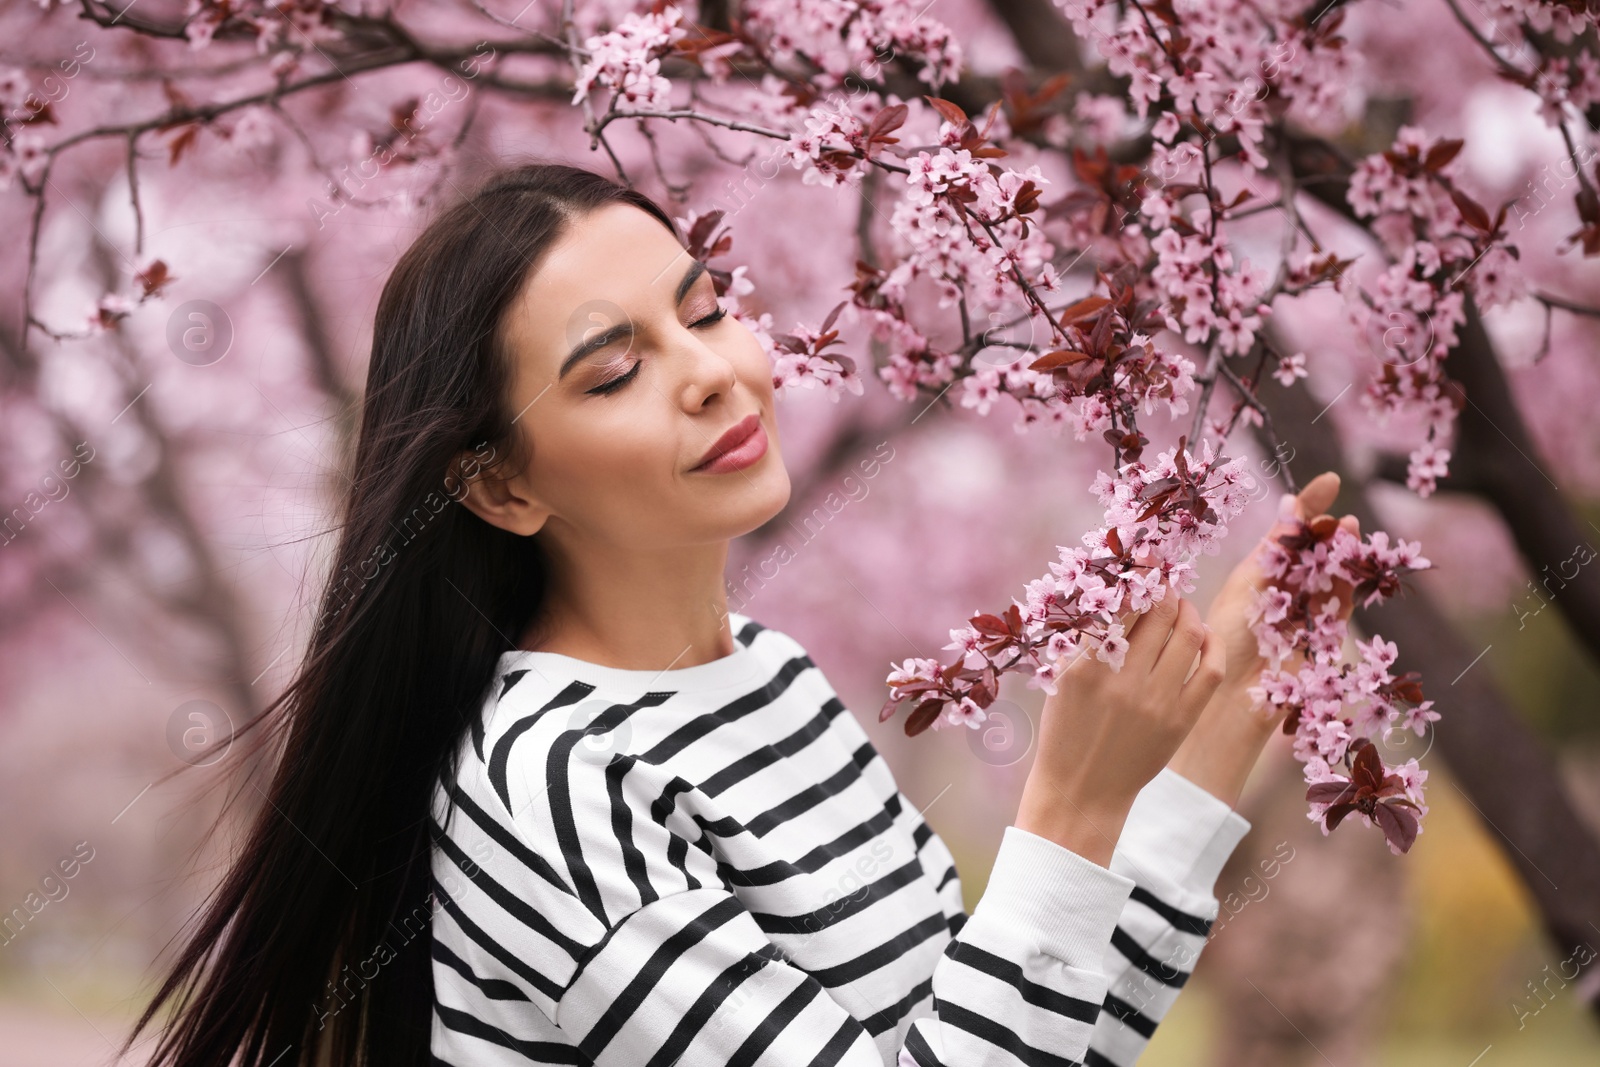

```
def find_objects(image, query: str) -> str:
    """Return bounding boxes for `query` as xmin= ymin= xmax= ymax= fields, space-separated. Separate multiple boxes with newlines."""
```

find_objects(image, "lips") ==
xmin=692 ymin=413 xmax=762 ymax=472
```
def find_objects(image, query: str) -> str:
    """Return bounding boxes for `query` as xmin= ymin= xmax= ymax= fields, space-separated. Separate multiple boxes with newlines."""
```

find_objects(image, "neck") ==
xmin=521 ymin=526 xmax=736 ymax=671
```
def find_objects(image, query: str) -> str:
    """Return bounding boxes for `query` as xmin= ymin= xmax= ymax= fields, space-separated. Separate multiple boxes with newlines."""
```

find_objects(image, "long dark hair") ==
xmin=121 ymin=161 xmax=682 ymax=1067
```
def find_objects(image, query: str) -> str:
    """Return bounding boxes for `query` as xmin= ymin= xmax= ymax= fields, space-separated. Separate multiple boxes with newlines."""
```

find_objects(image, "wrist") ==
xmin=1166 ymin=679 xmax=1280 ymax=808
xmin=1016 ymin=773 xmax=1135 ymax=869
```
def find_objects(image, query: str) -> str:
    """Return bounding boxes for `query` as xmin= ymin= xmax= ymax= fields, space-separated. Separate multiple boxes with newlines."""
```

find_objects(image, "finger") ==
xmin=1108 ymin=592 xmax=1141 ymax=633
xmin=1123 ymin=590 xmax=1182 ymax=673
xmin=1295 ymin=471 xmax=1341 ymax=520
xmin=1176 ymin=621 xmax=1227 ymax=721
xmin=1150 ymin=598 xmax=1208 ymax=692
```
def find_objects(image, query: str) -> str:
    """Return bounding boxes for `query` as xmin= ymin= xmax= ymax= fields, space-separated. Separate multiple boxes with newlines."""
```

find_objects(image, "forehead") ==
xmin=499 ymin=203 xmax=692 ymax=380
xmin=516 ymin=202 xmax=689 ymax=329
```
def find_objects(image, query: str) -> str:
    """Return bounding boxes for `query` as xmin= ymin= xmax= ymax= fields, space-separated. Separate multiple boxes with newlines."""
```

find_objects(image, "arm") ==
xmin=905 ymin=767 xmax=1251 ymax=1067
xmin=1076 ymin=473 xmax=1361 ymax=1063
xmin=901 ymin=770 xmax=1249 ymax=1067
xmin=1084 ymin=766 xmax=1252 ymax=1066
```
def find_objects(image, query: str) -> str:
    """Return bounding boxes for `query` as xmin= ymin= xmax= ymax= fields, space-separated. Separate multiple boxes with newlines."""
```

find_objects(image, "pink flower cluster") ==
xmin=183 ymin=0 xmax=341 ymax=53
xmin=1485 ymin=0 xmax=1598 ymax=42
xmin=771 ymin=319 xmax=867 ymax=400
xmin=1472 ymin=0 xmax=1600 ymax=123
xmin=571 ymin=4 xmax=690 ymax=111
xmin=1148 ymin=228 xmax=1272 ymax=356
xmin=1044 ymin=0 xmax=1356 ymax=370
xmin=1244 ymin=494 xmax=1437 ymax=853
xmin=1347 ymin=125 xmax=1527 ymax=497
xmin=782 ymin=101 xmax=872 ymax=189
xmin=743 ymin=0 xmax=963 ymax=90
xmin=1052 ymin=0 xmax=1354 ymax=137
xmin=544 ymin=0 xmax=1477 ymax=854
xmin=881 ymin=439 xmax=1252 ymax=730
xmin=775 ymin=98 xmax=1093 ymax=419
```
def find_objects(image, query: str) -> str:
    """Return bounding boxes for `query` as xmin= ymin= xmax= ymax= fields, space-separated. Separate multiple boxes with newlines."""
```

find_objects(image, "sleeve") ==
xmin=1082 ymin=767 xmax=1254 ymax=1067
xmin=511 ymin=744 xmax=1142 ymax=1066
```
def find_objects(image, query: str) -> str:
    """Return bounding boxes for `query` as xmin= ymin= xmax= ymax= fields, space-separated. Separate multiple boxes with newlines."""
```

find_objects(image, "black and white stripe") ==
xmin=428 ymin=612 xmax=1251 ymax=1066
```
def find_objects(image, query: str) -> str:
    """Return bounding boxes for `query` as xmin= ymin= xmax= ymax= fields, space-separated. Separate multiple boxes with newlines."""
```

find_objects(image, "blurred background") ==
xmin=2 ymin=1 xmax=1599 ymax=1064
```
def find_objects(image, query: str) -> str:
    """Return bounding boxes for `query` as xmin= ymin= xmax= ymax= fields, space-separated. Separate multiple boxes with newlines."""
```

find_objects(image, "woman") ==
xmin=123 ymin=160 xmax=1358 ymax=1067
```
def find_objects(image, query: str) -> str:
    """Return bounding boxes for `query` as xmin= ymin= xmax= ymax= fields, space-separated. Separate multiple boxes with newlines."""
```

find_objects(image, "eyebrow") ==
xmin=558 ymin=258 xmax=708 ymax=380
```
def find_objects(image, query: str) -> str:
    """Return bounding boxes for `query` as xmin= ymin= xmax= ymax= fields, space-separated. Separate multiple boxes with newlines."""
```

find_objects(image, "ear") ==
xmin=449 ymin=445 xmax=550 ymax=537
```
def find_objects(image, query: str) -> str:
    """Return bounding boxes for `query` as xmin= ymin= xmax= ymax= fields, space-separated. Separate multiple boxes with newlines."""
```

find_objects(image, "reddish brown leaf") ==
xmin=970 ymin=613 xmax=1012 ymax=637
xmin=1424 ymin=138 xmax=1464 ymax=173
xmin=1350 ymin=739 xmax=1384 ymax=789
xmin=923 ymin=96 xmax=968 ymax=128
xmin=867 ymin=103 xmax=908 ymax=142
xmin=135 ymin=259 xmax=175 ymax=298
xmin=971 ymin=669 xmax=997 ymax=706
xmin=1029 ymin=349 xmax=1095 ymax=371
xmin=1029 ymin=72 xmax=1073 ymax=108
xmin=167 ymin=124 xmax=200 ymax=166
xmin=905 ymin=698 xmax=944 ymax=736
xmin=1307 ymin=780 xmax=1359 ymax=805
xmin=1058 ymin=294 xmax=1112 ymax=326
xmin=1449 ymin=187 xmax=1491 ymax=232
xmin=1324 ymin=802 xmax=1358 ymax=831
xmin=1374 ymin=800 xmax=1419 ymax=853
xmin=820 ymin=300 xmax=847 ymax=334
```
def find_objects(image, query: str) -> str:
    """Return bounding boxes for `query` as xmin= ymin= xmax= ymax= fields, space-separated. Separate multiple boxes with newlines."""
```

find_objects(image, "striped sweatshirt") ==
xmin=428 ymin=611 xmax=1253 ymax=1066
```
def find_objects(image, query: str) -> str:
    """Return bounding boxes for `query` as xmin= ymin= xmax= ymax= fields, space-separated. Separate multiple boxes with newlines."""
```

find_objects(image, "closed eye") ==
xmin=586 ymin=362 xmax=640 ymax=396
xmin=693 ymin=304 xmax=728 ymax=328
xmin=585 ymin=304 xmax=728 ymax=397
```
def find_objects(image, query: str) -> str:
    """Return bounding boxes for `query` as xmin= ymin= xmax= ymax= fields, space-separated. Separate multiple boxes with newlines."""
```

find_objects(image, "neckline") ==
xmin=497 ymin=611 xmax=764 ymax=694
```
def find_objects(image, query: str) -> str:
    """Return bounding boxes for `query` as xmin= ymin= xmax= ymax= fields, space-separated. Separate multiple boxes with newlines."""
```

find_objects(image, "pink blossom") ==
xmin=571 ymin=4 xmax=689 ymax=111
xmin=1273 ymin=351 xmax=1309 ymax=387
xmin=1095 ymin=621 xmax=1129 ymax=669
xmin=939 ymin=696 xmax=989 ymax=731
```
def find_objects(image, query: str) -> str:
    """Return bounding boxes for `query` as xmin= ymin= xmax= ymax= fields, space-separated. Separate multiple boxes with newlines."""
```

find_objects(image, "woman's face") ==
xmin=490 ymin=202 xmax=790 ymax=551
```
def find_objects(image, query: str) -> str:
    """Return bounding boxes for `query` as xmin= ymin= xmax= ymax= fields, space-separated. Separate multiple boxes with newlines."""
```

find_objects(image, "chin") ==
xmin=714 ymin=458 xmax=792 ymax=538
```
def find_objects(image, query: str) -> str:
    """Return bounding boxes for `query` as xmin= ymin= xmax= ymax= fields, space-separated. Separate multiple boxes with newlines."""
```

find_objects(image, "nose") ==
xmin=675 ymin=329 xmax=740 ymax=411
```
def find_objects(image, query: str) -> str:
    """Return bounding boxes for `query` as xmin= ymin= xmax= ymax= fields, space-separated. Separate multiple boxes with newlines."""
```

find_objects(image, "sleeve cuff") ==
xmin=973 ymin=824 xmax=1135 ymax=968
xmin=1110 ymin=767 xmax=1252 ymax=896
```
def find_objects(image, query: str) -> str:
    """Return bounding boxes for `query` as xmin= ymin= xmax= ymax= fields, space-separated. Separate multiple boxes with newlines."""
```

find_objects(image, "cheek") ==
xmin=532 ymin=409 xmax=671 ymax=517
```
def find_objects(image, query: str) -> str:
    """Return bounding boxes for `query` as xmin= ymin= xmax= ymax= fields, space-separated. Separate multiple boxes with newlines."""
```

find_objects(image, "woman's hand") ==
xmin=1017 ymin=593 xmax=1226 ymax=867
xmin=1165 ymin=470 xmax=1360 ymax=808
